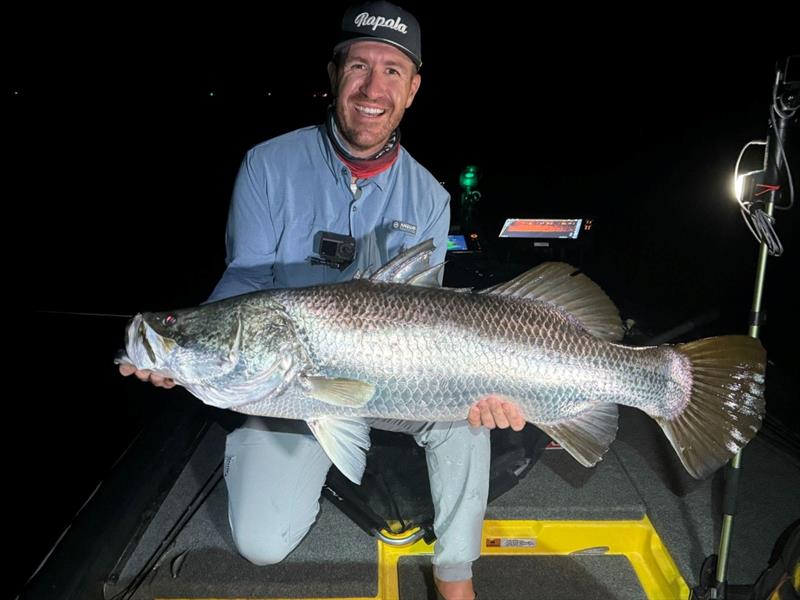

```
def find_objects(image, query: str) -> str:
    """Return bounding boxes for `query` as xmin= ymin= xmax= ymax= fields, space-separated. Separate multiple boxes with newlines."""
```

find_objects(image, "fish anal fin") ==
xmin=305 ymin=376 xmax=375 ymax=407
xmin=537 ymin=404 xmax=619 ymax=467
xmin=307 ymin=417 xmax=371 ymax=484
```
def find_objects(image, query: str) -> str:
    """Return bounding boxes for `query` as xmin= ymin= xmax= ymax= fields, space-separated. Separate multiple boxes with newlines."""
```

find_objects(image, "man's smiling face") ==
xmin=329 ymin=40 xmax=421 ymax=158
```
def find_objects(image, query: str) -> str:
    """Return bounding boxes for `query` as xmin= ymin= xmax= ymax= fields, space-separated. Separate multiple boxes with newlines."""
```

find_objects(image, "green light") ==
xmin=459 ymin=165 xmax=479 ymax=191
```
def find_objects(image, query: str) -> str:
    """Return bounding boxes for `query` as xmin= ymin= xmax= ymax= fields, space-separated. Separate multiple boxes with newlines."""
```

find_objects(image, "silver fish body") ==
xmin=120 ymin=241 xmax=765 ymax=483
xmin=254 ymin=283 xmax=684 ymax=423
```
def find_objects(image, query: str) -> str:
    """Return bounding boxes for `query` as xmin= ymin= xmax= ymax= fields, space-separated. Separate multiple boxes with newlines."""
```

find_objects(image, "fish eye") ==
xmin=163 ymin=315 xmax=177 ymax=327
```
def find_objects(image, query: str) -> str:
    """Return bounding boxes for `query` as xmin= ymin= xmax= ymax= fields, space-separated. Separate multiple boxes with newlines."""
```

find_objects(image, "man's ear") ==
xmin=405 ymin=72 xmax=421 ymax=109
xmin=327 ymin=62 xmax=338 ymax=94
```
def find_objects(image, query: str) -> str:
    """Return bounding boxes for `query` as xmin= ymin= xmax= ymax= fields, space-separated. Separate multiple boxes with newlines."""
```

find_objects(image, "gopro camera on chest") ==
xmin=310 ymin=231 xmax=356 ymax=270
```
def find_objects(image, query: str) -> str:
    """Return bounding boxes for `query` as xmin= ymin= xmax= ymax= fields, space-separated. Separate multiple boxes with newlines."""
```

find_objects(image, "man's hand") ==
xmin=468 ymin=395 xmax=525 ymax=431
xmin=119 ymin=364 xmax=176 ymax=389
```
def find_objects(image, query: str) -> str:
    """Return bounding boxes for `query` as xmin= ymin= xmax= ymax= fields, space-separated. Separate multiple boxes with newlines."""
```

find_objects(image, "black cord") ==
xmin=377 ymin=471 xmax=407 ymax=533
xmin=769 ymin=78 xmax=796 ymax=211
xmin=735 ymin=61 xmax=796 ymax=252
xmin=740 ymin=204 xmax=784 ymax=256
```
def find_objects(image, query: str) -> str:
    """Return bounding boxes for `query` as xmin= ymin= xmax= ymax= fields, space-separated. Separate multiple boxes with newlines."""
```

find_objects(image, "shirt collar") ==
xmin=318 ymin=118 xmax=400 ymax=192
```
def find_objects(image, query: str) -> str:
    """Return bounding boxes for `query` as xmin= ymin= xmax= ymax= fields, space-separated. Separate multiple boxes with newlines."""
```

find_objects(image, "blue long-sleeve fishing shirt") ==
xmin=208 ymin=124 xmax=450 ymax=302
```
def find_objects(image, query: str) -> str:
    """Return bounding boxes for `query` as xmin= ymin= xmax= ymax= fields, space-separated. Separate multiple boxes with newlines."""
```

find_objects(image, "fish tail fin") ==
xmin=653 ymin=335 xmax=766 ymax=479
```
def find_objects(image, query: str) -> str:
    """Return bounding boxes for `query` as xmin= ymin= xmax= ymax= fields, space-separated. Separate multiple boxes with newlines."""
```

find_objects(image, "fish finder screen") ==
xmin=447 ymin=234 xmax=468 ymax=251
xmin=498 ymin=218 xmax=583 ymax=239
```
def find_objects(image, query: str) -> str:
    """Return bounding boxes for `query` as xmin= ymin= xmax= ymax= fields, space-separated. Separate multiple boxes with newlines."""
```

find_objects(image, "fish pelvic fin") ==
xmin=536 ymin=404 xmax=619 ymax=467
xmin=654 ymin=335 xmax=766 ymax=479
xmin=307 ymin=417 xmax=371 ymax=484
xmin=304 ymin=376 xmax=375 ymax=407
xmin=480 ymin=263 xmax=624 ymax=342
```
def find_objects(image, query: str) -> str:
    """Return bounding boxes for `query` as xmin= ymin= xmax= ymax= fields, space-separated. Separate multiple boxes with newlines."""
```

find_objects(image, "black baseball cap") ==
xmin=334 ymin=1 xmax=422 ymax=69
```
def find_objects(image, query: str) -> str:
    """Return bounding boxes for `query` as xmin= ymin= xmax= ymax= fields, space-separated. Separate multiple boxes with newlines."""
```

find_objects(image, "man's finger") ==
xmin=479 ymin=404 xmax=496 ymax=429
xmin=135 ymin=370 xmax=152 ymax=383
xmin=503 ymin=402 xmax=526 ymax=431
xmin=150 ymin=373 xmax=168 ymax=386
xmin=489 ymin=399 xmax=510 ymax=429
xmin=467 ymin=405 xmax=482 ymax=427
xmin=156 ymin=375 xmax=176 ymax=389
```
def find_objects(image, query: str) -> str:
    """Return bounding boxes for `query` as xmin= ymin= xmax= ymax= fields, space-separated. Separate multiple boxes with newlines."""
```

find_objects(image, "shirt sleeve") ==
xmin=207 ymin=150 xmax=278 ymax=302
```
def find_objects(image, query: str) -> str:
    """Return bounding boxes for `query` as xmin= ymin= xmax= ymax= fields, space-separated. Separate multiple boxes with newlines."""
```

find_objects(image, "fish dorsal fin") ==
xmin=407 ymin=263 xmax=445 ymax=287
xmin=481 ymin=262 xmax=624 ymax=342
xmin=536 ymin=405 xmax=619 ymax=467
xmin=369 ymin=239 xmax=441 ymax=286
xmin=307 ymin=417 xmax=371 ymax=484
xmin=304 ymin=376 xmax=375 ymax=407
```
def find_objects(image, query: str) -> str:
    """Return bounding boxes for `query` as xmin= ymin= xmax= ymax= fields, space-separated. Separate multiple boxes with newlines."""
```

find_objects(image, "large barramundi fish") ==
xmin=118 ymin=240 xmax=765 ymax=484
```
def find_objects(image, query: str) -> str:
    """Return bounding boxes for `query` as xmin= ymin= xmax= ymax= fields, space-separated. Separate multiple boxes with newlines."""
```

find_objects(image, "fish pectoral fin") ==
xmin=536 ymin=404 xmax=619 ymax=467
xmin=307 ymin=417 xmax=371 ymax=484
xmin=304 ymin=376 xmax=375 ymax=407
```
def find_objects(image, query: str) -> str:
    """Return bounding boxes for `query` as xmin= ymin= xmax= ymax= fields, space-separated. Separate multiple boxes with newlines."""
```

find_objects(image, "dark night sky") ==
xmin=5 ymin=5 xmax=799 ymax=594
xmin=10 ymin=8 xmax=797 ymax=345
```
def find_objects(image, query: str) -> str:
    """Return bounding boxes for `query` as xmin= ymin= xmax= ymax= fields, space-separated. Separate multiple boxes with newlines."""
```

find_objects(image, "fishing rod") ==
xmin=692 ymin=54 xmax=798 ymax=600
xmin=34 ymin=310 xmax=133 ymax=318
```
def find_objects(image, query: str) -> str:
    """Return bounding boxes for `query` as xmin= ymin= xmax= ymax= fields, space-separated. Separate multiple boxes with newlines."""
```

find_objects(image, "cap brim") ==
xmin=333 ymin=35 xmax=421 ymax=69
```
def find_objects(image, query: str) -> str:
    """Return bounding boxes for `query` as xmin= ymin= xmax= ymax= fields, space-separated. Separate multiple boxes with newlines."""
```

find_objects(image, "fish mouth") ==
xmin=113 ymin=348 xmax=132 ymax=366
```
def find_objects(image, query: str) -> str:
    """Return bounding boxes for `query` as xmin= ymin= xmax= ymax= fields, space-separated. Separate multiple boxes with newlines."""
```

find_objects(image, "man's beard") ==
xmin=335 ymin=102 xmax=404 ymax=156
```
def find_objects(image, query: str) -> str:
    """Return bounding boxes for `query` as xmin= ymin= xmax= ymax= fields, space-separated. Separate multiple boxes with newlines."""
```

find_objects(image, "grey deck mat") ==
xmin=106 ymin=407 xmax=800 ymax=598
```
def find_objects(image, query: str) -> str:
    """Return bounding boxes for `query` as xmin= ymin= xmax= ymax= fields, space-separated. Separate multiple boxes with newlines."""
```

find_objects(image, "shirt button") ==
xmin=341 ymin=167 xmax=348 ymax=175
xmin=352 ymin=206 xmax=357 ymax=212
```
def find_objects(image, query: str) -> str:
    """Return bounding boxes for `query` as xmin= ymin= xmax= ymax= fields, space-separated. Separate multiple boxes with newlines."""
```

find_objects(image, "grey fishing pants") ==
xmin=224 ymin=417 xmax=490 ymax=582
